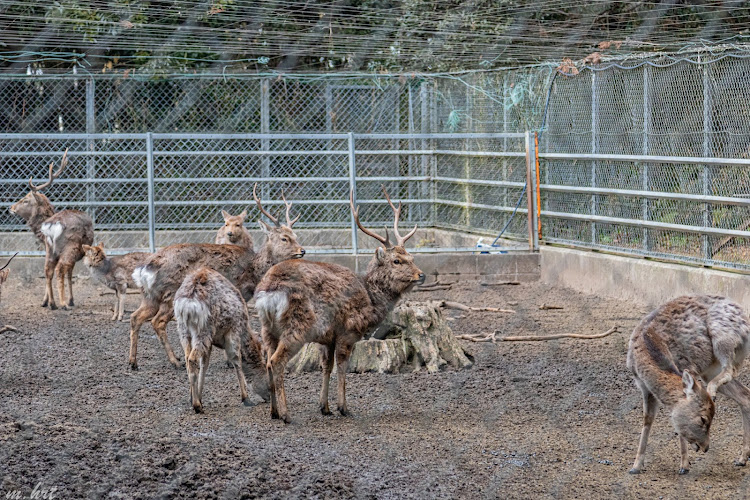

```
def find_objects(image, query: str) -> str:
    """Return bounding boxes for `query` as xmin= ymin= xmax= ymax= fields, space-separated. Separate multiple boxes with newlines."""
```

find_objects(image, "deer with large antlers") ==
xmin=0 ymin=253 xmax=19 ymax=333
xmin=9 ymin=149 xmax=94 ymax=310
xmin=255 ymin=187 xmax=425 ymax=423
xmin=128 ymin=184 xmax=304 ymax=371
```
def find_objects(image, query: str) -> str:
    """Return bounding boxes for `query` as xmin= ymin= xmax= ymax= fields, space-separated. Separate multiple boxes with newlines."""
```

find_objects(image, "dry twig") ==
xmin=539 ymin=304 xmax=564 ymax=310
xmin=0 ymin=325 xmax=18 ymax=333
xmin=437 ymin=300 xmax=515 ymax=314
xmin=456 ymin=331 xmax=498 ymax=343
xmin=500 ymin=326 xmax=619 ymax=342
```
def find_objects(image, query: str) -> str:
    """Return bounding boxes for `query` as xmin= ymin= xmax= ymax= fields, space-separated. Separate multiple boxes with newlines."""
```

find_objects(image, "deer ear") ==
xmin=682 ymin=370 xmax=696 ymax=398
xmin=239 ymin=209 xmax=247 ymax=221
xmin=82 ymin=244 xmax=92 ymax=252
xmin=375 ymin=246 xmax=386 ymax=264
xmin=258 ymin=220 xmax=272 ymax=234
xmin=221 ymin=210 xmax=231 ymax=221
xmin=98 ymin=242 xmax=104 ymax=249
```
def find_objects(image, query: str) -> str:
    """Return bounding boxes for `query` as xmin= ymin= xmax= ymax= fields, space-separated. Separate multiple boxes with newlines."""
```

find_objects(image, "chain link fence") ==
xmin=1 ymin=52 xmax=750 ymax=268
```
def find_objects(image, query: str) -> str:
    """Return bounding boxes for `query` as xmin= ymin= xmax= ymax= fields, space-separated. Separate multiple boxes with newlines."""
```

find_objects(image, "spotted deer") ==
xmin=255 ymin=187 xmax=425 ymax=423
xmin=215 ymin=209 xmax=253 ymax=250
xmin=174 ymin=267 xmax=269 ymax=413
xmin=0 ymin=253 xmax=18 ymax=333
xmin=82 ymin=243 xmax=151 ymax=321
xmin=9 ymin=149 xmax=94 ymax=310
xmin=627 ymin=295 xmax=750 ymax=475
xmin=128 ymin=184 xmax=305 ymax=370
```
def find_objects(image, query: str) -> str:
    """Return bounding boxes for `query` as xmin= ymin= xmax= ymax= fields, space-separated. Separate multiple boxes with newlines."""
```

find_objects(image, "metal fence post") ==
xmin=146 ymin=132 xmax=156 ymax=252
xmin=642 ymin=65 xmax=651 ymax=252
xmin=86 ymin=77 xmax=96 ymax=223
xmin=702 ymin=60 xmax=713 ymax=262
xmin=348 ymin=132 xmax=359 ymax=272
xmin=591 ymin=71 xmax=598 ymax=246
xmin=525 ymin=131 xmax=537 ymax=251
xmin=261 ymin=79 xmax=271 ymax=200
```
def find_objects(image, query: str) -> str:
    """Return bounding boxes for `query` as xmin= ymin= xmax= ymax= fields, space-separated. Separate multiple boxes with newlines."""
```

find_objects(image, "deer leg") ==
xmin=43 ymin=253 xmax=57 ymax=309
xmin=151 ymin=302 xmax=181 ymax=368
xmin=225 ymin=334 xmax=251 ymax=406
xmin=335 ymin=342 xmax=353 ymax=417
xmin=319 ymin=343 xmax=335 ymax=416
xmin=129 ymin=299 xmax=159 ymax=370
xmin=718 ymin=379 xmax=750 ymax=466
xmin=629 ymin=387 xmax=657 ymax=474
xmin=113 ymin=286 xmax=123 ymax=321
xmin=261 ymin=326 xmax=280 ymax=418
xmin=268 ymin=340 xmax=299 ymax=424
xmin=179 ymin=334 xmax=192 ymax=406
xmin=64 ymin=263 xmax=75 ymax=308
xmin=678 ymin=437 xmax=691 ymax=474
xmin=195 ymin=345 xmax=212 ymax=413
xmin=56 ymin=262 xmax=67 ymax=310
xmin=186 ymin=348 xmax=202 ymax=413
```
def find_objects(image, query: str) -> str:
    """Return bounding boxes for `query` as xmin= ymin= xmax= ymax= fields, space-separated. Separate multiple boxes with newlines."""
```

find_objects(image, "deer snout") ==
xmin=226 ymin=231 xmax=234 ymax=238
xmin=294 ymin=248 xmax=305 ymax=258
xmin=413 ymin=273 xmax=426 ymax=284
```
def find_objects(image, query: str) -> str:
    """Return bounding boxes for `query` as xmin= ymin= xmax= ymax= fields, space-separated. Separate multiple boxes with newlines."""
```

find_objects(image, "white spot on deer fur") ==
xmin=174 ymin=297 xmax=210 ymax=344
xmin=255 ymin=291 xmax=288 ymax=323
xmin=40 ymin=221 xmax=63 ymax=252
xmin=132 ymin=266 xmax=157 ymax=294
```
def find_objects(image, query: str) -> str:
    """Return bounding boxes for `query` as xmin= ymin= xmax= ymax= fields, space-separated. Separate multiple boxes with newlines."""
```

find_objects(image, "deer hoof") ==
xmin=734 ymin=458 xmax=747 ymax=467
xmin=320 ymin=406 xmax=332 ymax=416
xmin=242 ymin=398 xmax=257 ymax=407
xmin=338 ymin=407 xmax=350 ymax=417
xmin=282 ymin=414 xmax=291 ymax=424
xmin=49 ymin=303 xmax=57 ymax=310
xmin=678 ymin=468 xmax=689 ymax=475
xmin=129 ymin=361 xmax=139 ymax=371
xmin=628 ymin=468 xmax=641 ymax=475
xmin=193 ymin=404 xmax=204 ymax=414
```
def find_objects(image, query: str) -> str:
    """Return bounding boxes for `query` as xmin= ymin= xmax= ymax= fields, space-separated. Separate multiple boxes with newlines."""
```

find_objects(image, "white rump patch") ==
xmin=40 ymin=221 xmax=63 ymax=253
xmin=174 ymin=297 xmax=210 ymax=344
xmin=255 ymin=291 xmax=289 ymax=324
xmin=132 ymin=266 xmax=157 ymax=295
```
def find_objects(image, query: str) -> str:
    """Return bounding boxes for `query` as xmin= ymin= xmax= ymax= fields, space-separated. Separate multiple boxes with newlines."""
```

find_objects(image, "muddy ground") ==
xmin=2 ymin=274 xmax=750 ymax=499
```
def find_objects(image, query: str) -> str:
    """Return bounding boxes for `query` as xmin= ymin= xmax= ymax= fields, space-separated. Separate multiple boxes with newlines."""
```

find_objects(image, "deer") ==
xmin=128 ymin=184 xmax=305 ymax=371
xmin=255 ymin=187 xmax=425 ymax=423
xmin=627 ymin=295 xmax=750 ymax=475
xmin=0 ymin=253 xmax=19 ymax=333
xmin=9 ymin=149 xmax=94 ymax=310
xmin=174 ymin=267 xmax=269 ymax=413
xmin=82 ymin=243 xmax=151 ymax=321
xmin=215 ymin=209 xmax=253 ymax=250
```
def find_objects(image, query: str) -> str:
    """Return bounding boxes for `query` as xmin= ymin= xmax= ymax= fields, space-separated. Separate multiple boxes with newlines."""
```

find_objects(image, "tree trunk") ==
xmin=287 ymin=301 xmax=473 ymax=374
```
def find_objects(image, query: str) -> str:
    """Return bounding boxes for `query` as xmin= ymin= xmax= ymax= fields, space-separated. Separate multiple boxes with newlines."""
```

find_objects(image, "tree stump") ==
xmin=287 ymin=301 xmax=474 ymax=374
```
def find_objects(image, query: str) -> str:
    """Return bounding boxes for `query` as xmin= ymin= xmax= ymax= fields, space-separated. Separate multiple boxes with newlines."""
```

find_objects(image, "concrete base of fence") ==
xmin=5 ymin=251 xmax=541 ymax=285
xmin=541 ymin=245 xmax=750 ymax=311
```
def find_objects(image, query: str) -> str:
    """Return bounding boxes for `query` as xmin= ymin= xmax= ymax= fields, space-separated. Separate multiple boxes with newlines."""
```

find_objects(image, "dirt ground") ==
xmin=2 ymin=273 xmax=750 ymax=499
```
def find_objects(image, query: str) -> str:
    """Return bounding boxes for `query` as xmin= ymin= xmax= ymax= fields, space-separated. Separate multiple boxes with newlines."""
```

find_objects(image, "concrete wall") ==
xmin=5 ymin=251 xmax=541 ymax=286
xmin=541 ymin=246 xmax=750 ymax=310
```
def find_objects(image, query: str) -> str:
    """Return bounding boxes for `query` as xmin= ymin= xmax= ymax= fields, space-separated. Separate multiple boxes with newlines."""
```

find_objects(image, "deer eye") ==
xmin=700 ymin=416 xmax=708 ymax=426
xmin=393 ymin=259 xmax=401 ymax=265
xmin=281 ymin=237 xmax=288 ymax=243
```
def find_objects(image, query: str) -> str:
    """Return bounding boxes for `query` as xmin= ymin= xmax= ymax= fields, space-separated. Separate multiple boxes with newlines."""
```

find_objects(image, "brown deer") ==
xmin=215 ymin=209 xmax=253 ymax=250
xmin=0 ymin=253 xmax=18 ymax=333
xmin=627 ymin=295 xmax=750 ymax=475
xmin=9 ymin=149 xmax=94 ymax=310
xmin=128 ymin=184 xmax=305 ymax=371
xmin=174 ymin=267 xmax=269 ymax=413
xmin=255 ymin=187 xmax=425 ymax=423
xmin=82 ymin=243 xmax=151 ymax=321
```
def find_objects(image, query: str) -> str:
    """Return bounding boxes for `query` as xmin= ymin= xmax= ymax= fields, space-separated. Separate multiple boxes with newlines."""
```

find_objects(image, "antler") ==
xmin=253 ymin=183 xmax=280 ymax=227
xmin=280 ymin=189 xmax=300 ymax=227
xmin=0 ymin=252 xmax=18 ymax=272
xmin=349 ymin=190 xmax=391 ymax=248
xmin=381 ymin=186 xmax=418 ymax=246
xmin=29 ymin=148 xmax=69 ymax=192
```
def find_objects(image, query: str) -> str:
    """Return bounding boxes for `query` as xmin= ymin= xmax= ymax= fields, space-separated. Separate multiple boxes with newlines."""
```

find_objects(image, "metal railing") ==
xmin=0 ymin=132 xmax=532 ymax=256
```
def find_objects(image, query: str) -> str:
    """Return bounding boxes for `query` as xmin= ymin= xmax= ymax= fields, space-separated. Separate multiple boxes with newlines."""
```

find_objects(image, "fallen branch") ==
xmin=416 ymin=279 xmax=453 ymax=291
xmin=500 ymin=326 xmax=619 ymax=341
xmin=0 ymin=325 xmax=18 ymax=334
xmin=437 ymin=300 xmax=515 ymax=314
xmin=480 ymin=281 xmax=520 ymax=286
xmin=539 ymin=304 xmax=564 ymax=310
xmin=99 ymin=290 xmax=142 ymax=296
xmin=456 ymin=331 xmax=498 ymax=342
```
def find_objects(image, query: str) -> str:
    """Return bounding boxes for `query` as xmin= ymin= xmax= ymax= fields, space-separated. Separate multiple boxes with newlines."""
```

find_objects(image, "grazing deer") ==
xmin=255 ymin=187 xmax=425 ymax=423
xmin=9 ymin=149 xmax=94 ymax=310
xmin=175 ymin=267 xmax=269 ymax=413
xmin=627 ymin=295 xmax=750 ymax=475
xmin=215 ymin=209 xmax=253 ymax=250
xmin=128 ymin=184 xmax=304 ymax=371
xmin=0 ymin=253 xmax=18 ymax=333
xmin=82 ymin=243 xmax=151 ymax=321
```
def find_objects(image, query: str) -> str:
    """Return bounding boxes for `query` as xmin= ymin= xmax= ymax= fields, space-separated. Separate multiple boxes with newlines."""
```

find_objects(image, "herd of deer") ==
xmin=2 ymin=150 xmax=750 ymax=476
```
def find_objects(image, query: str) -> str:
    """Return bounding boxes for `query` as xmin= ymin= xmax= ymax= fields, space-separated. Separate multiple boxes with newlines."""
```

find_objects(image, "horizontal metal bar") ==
xmin=354 ymin=133 xmax=526 ymax=139
xmin=540 ymin=152 xmax=750 ymax=167
xmin=154 ymin=150 xmax=347 ymax=157
xmin=355 ymin=150 xmax=525 ymax=157
xmin=0 ymin=201 xmax=147 ymax=207
xmin=0 ymin=133 xmax=146 ymax=140
xmin=435 ymin=199 xmax=529 ymax=214
xmin=540 ymin=184 xmax=750 ymax=206
xmin=152 ymin=133 xmax=350 ymax=140
xmin=0 ymin=151 xmax=145 ymax=158
xmin=434 ymin=177 xmax=526 ymax=188
xmin=434 ymin=150 xmax=526 ymax=158
xmin=541 ymin=210 xmax=750 ymax=239
xmin=152 ymin=198 xmax=434 ymax=207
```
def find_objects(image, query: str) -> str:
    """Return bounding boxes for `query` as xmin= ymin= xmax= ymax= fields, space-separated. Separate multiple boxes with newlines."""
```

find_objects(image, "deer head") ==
xmin=9 ymin=149 xmax=69 ymax=222
xmin=671 ymin=370 xmax=715 ymax=453
xmin=220 ymin=209 xmax=248 ymax=243
xmin=82 ymin=243 xmax=107 ymax=268
xmin=350 ymin=186 xmax=425 ymax=292
xmin=253 ymin=183 xmax=305 ymax=261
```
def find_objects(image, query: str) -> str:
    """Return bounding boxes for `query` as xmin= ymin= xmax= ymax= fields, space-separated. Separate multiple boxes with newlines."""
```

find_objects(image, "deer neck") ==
xmin=362 ymin=273 xmax=402 ymax=326
xmin=251 ymin=244 xmax=277 ymax=280
xmin=27 ymin=204 xmax=56 ymax=242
